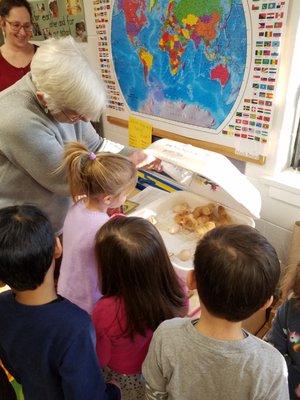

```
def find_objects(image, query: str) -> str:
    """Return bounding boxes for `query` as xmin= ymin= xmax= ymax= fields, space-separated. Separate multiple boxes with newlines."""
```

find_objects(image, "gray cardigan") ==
xmin=0 ymin=73 xmax=124 ymax=233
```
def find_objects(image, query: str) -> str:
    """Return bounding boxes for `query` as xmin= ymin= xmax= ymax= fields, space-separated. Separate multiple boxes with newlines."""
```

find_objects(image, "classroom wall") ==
xmin=83 ymin=0 xmax=300 ymax=264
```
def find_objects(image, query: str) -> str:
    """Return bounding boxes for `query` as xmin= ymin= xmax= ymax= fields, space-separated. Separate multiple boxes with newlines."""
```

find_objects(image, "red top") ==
xmin=0 ymin=48 xmax=36 ymax=91
xmin=92 ymin=296 xmax=153 ymax=375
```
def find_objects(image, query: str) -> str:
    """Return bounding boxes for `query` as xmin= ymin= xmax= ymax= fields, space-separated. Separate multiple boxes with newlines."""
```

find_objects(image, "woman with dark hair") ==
xmin=0 ymin=0 xmax=36 ymax=91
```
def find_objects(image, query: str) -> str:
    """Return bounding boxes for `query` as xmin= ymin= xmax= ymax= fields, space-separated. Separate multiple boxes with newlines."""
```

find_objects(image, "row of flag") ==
xmin=222 ymin=0 xmax=287 ymax=147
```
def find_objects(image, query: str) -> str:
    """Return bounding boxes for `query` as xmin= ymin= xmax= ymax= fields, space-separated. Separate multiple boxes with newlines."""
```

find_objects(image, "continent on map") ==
xmin=141 ymin=97 xmax=215 ymax=128
xmin=159 ymin=31 xmax=185 ymax=75
xmin=121 ymin=0 xmax=147 ymax=44
xmin=210 ymin=64 xmax=230 ymax=87
xmin=138 ymin=48 xmax=153 ymax=80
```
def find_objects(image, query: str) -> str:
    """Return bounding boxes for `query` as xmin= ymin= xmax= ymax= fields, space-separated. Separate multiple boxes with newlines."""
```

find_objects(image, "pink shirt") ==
xmin=57 ymin=201 xmax=109 ymax=314
xmin=92 ymin=296 xmax=153 ymax=375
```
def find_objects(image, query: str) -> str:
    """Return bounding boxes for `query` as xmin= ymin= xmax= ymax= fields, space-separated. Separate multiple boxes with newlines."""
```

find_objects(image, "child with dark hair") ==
xmin=0 ymin=205 xmax=120 ymax=400
xmin=143 ymin=224 xmax=289 ymax=400
xmin=92 ymin=216 xmax=187 ymax=400
xmin=266 ymin=262 xmax=300 ymax=399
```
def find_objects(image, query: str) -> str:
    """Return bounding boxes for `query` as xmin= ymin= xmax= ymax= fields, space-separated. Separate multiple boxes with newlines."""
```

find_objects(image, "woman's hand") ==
xmin=128 ymin=150 xmax=162 ymax=171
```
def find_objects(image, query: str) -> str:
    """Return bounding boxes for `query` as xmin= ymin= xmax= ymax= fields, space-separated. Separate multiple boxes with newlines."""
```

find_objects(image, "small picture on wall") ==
xmin=75 ymin=20 xmax=86 ymax=42
xmin=32 ymin=21 xmax=42 ymax=36
xmin=33 ymin=2 xmax=47 ymax=16
xmin=65 ymin=0 xmax=82 ymax=16
xmin=42 ymin=27 xmax=52 ymax=38
xmin=48 ymin=0 xmax=59 ymax=18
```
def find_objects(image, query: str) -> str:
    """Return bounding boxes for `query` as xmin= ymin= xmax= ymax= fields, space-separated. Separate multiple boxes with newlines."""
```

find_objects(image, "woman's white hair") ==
xmin=31 ymin=36 xmax=106 ymax=121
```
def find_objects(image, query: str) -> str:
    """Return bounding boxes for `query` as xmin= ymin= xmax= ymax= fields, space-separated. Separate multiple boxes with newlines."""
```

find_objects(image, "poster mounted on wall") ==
xmin=93 ymin=0 xmax=289 ymax=163
xmin=29 ymin=0 xmax=87 ymax=42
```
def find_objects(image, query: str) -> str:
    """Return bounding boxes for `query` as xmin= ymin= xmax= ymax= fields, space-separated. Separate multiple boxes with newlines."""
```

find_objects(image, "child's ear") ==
xmin=54 ymin=237 xmax=62 ymax=260
xmin=186 ymin=270 xmax=197 ymax=290
xmin=261 ymin=295 xmax=274 ymax=311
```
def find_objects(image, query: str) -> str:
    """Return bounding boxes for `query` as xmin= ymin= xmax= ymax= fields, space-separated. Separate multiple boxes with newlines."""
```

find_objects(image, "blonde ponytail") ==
xmin=58 ymin=141 xmax=136 ymax=201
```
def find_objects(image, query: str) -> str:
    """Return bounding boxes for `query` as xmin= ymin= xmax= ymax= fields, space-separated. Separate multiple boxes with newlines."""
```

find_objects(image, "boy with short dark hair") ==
xmin=143 ymin=225 xmax=289 ymax=400
xmin=0 ymin=205 xmax=120 ymax=400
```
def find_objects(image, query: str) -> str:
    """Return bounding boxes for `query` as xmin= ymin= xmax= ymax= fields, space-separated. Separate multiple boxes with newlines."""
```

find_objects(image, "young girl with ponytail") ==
xmin=57 ymin=141 xmax=136 ymax=314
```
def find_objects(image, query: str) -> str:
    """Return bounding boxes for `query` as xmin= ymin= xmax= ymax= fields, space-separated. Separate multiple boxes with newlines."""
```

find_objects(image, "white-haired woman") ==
xmin=0 ymin=36 xmax=154 ymax=234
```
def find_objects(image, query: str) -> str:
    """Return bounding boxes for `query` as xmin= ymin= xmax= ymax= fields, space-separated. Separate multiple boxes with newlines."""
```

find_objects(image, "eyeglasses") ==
xmin=60 ymin=109 xmax=88 ymax=123
xmin=5 ymin=19 xmax=33 ymax=32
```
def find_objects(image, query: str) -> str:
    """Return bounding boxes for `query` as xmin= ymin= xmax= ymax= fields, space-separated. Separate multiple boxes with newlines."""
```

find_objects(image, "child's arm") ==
xmin=59 ymin=325 xmax=120 ymax=400
xmin=142 ymin=330 xmax=168 ymax=400
xmin=265 ymin=302 xmax=289 ymax=356
xmin=264 ymin=355 xmax=289 ymax=400
xmin=95 ymin=330 xmax=112 ymax=367
xmin=92 ymin=303 xmax=113 ymax=367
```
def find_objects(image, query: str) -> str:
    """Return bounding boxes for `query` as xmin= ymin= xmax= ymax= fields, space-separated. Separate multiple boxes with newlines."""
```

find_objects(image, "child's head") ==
xmin=192 ymin=224 xmax=280 ymax=322
xmin=59 ymin=141 xmax=137 ymax=205
xmin=0 ymin=205 xmax=56 ymax=291
xmin=95 ymin=216 xmax=185 ymax=337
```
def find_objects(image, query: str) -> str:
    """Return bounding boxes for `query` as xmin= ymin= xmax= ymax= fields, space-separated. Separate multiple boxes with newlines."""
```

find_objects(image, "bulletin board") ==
xmin=92 ymin=0 xmax=289 ymax=164
xmin=29 ymin=0 xmax=87 ymax=42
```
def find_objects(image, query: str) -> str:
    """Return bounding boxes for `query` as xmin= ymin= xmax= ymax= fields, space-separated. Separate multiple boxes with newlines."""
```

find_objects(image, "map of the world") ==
xmin=111 ymin=0 xmax=247 ymax=130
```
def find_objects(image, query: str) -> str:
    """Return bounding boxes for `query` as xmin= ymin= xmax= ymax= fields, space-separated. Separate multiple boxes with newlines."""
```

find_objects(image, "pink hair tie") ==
xmin=88 ymin=152 xmax=97 ymax=160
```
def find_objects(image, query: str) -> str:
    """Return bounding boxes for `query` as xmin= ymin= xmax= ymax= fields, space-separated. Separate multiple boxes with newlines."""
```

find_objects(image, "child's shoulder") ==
xmin=248 ymin=333 xmax=286 ymax=364
xmin=52 ymin=296 xmax=91 ymax=324
xmin=0 ymin=292 xmax=92 ymax=339
xmin=92 ymin=296 xmax=127 ymax=333
xmin=65 ymin=200 xmax=109 ymax=226
xmin=39 ymin=297 xmax=94 ymax=341
xmin=93 ymin=296 xmax=123 ymax=319
xmin=155 ymin=317 xmax=190 ymax=337
xmin=150 ymin=318 xmax=193 ymax=355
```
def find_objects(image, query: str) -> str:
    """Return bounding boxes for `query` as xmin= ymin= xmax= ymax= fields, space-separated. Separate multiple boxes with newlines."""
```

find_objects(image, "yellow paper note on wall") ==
xmin=128 ymin=116 xmax=152 ymax=149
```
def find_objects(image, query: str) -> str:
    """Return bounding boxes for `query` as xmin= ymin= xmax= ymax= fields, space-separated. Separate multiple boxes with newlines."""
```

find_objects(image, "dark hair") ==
xmin=194 ymin=224 xmax=280 ymax=322
xmin=0 ymin=205 xmax=55 ymax=291
xmin=0 ymin=0 xmax=32 ymax=18
xmin=95 ymin=216 xmax=186 ymax=338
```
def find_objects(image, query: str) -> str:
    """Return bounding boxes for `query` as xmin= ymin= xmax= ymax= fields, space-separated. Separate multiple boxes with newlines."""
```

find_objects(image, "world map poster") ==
xmin=93 ymin=0 xmax=289 ymax=161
